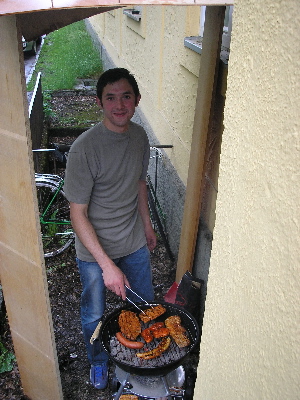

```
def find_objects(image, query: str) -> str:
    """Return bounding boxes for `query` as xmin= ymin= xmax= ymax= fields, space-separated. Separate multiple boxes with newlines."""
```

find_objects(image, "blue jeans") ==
xmin=77 ymin=245 xmax=154 ymax=365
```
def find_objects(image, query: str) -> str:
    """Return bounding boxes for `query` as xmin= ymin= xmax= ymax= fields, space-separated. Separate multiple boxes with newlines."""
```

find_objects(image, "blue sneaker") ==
xmin=90 ymin=362 xmax=108 ymax=389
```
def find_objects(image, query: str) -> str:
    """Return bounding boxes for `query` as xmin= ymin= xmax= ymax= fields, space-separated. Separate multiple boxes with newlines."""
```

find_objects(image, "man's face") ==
xmin=97 ymin=78 xmax=141 ymax=133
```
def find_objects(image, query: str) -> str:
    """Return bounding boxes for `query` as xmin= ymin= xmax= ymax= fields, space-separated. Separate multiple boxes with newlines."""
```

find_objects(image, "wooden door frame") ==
xmin=176 ymin=6 xmax=226 ymax=282
xmin=0 ymin=4 xmax=228 ymax=398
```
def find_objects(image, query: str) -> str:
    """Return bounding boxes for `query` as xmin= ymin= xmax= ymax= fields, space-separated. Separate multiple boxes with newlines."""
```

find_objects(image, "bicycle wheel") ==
xmin=36 ymin=180 xmax=74 ymax=257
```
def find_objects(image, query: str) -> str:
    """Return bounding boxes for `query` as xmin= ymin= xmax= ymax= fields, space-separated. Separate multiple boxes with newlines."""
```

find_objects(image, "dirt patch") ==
xmin=46 ymin=89 xmax=102 ymax=132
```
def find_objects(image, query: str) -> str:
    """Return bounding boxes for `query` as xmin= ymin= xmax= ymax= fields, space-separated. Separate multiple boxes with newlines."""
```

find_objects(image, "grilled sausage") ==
xmin=116 ymin=332 xmax=144 ymax=349
xmin=136 ymin=337 xmax=171 ymax=359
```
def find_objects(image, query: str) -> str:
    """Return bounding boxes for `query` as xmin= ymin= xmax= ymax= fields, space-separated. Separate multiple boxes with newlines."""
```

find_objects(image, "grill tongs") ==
xmin=90 ymin=285 xmax=154 ymax=344
xmin=125 ymin=285 xmax=154 ymax=315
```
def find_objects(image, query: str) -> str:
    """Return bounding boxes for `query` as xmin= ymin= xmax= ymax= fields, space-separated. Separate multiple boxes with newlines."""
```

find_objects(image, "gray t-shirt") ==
xmin=64 ymin=121 xmax=150 ymax=261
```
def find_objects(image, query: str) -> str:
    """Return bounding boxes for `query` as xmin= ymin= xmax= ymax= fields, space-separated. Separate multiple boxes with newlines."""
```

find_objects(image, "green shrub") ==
xmin=0 ymin=341 xmax=15 ymax=373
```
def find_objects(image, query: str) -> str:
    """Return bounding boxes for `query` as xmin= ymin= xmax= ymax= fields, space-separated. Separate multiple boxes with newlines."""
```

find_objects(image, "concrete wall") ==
xmin=87 ymin=6 xmax=203 ymax=258
xmin=195 ymin=0 xmax=300 ymax=398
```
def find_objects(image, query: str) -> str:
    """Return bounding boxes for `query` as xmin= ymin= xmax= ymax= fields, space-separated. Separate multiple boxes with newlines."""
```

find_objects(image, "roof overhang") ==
xmin=1 ymin=0 xmax=234 ymax=16
xmin=0 ymin=1 xmax=123 ymax=16
xmin=1 ymin=1 xmax=233 ymax=41
xmin=16 ymin=7 xmax=120 ymax=41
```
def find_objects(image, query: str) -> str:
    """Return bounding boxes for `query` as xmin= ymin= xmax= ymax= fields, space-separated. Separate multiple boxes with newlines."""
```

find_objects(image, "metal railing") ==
xmin=148 ymin=145 xmax=174 ymax=261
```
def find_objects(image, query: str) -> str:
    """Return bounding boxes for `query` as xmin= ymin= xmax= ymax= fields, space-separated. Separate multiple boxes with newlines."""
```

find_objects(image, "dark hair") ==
xmin=96 ymin=68 xmax=140 ymax=104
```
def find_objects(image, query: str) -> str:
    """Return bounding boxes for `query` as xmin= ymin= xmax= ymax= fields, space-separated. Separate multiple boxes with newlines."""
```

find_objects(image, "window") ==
xmin=123 ymin=6 xmax=142 ymax=22
xmin=184 ymin=6 xmax=233 ymax=61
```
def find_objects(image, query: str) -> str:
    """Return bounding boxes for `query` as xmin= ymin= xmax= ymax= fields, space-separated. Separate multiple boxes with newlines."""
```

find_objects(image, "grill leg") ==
xmin=113 ymin=372 xmax=130 ymax=400
xmin=161 ymin=376 xmax=172 ymax=400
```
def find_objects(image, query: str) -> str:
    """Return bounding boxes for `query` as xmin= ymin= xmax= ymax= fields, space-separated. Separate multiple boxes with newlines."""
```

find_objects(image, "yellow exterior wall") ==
xmin=195 ymin=1 xmax=300 ymax=398
xmin=88 ymin=5 xmax=201 ymax=184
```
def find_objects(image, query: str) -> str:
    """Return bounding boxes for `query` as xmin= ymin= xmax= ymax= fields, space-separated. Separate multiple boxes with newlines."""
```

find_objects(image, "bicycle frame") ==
xmin=34 ymin=146 xmax=74 ymax=257
xmin=38 ymin=180 xmax=71 ymax=228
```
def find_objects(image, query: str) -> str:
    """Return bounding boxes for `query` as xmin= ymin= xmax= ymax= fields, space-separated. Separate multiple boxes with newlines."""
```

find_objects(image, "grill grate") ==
xmin=110 ymin=335 xmax=188 ymax=368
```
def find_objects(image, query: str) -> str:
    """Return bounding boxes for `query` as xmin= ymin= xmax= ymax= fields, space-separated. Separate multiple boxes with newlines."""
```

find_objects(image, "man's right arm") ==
xmin=69 ymin=202 xmax=129 ymax=299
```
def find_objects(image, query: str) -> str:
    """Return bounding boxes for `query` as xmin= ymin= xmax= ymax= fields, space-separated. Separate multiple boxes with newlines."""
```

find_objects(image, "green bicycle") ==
xmin=34 ymin=144 xmax=74 ymax=258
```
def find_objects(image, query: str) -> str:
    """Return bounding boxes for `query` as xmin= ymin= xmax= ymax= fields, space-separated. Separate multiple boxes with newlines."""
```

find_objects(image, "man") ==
xmin=64 ymin=68 xmax=157 ymax=389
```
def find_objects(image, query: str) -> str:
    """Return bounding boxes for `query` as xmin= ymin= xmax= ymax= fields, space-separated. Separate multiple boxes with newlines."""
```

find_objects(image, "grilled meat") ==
xmin=139 ymin=304 xmax=166 ymax=323
xmin=149 ymin=322 xmax=165 ymax=332
xmin=152 ymin=327 xmax=170 ymax=339
xmin=118 ymin=310 xmax=141 ymax=340
xmin=136 ymin=337 xmax=171 ymax=360
xmin=164 ymin=315 xmax=191 ymax=348
xmin=149 ymin=322 xmax=170 ymax=338
xmin=141 ymin=327 xmax=153 ymax=343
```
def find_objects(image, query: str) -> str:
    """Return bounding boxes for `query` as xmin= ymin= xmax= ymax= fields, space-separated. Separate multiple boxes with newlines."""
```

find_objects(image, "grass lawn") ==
xmin=27 ymin=20 xmax=103 ymax=91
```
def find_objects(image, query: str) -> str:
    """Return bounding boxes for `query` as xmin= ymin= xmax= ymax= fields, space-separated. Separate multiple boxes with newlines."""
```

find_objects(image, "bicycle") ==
xmin=34 ymin=144 xmax=74 ymax=258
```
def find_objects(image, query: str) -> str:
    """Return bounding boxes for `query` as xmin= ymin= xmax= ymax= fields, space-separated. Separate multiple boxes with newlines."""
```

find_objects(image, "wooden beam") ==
xmin=0 ymin=15 xmax=63 ymax=400
xmin=176 ymin=6 xmax=225 ymax=282
xmin=0 ymin=1 xmax=234 ymax=16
